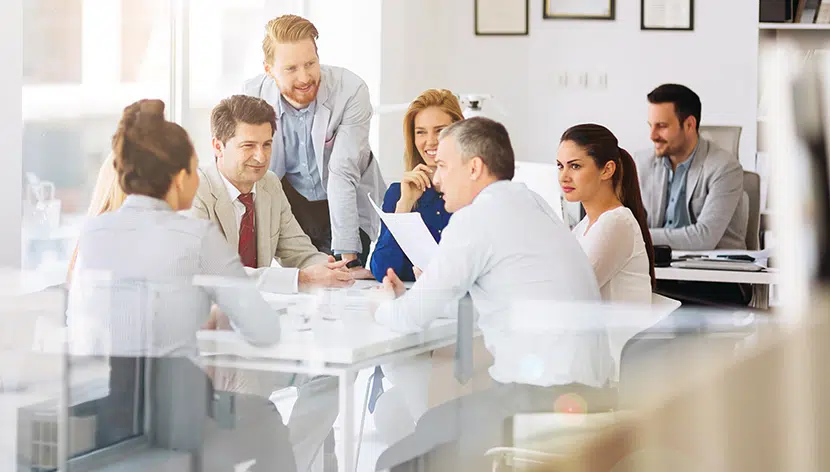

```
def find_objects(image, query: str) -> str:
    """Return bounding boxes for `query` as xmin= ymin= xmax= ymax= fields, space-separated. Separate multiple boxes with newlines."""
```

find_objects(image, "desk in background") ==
xmin=655 ymin=266 xmax=778 ymax=310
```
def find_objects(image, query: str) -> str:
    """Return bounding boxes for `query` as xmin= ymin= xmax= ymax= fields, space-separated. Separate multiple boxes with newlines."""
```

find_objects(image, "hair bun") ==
xmin=121 ymin=99 xmax=165 ymax=129
xmin=137 ymin=99 xmax=165 ymax=118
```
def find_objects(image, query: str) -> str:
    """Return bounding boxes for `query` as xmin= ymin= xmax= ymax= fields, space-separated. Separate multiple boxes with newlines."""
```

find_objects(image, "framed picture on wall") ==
xmin=641 ymin=0 xmax=694 ymax=31
xmin=475 ymin=0 xmax=529 ymax=36
xmin=543 ymin=0 xmax=615 ymax=20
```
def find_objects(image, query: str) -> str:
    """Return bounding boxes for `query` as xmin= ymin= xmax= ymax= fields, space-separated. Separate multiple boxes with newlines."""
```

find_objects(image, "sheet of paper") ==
xmin=369 ymin=195 xmax=438 ymax=270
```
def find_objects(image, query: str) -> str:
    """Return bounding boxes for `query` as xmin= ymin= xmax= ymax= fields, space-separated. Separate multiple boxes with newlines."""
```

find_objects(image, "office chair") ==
xmin=700 ymin=125 xmax=742 ymax=160
xmin=484 ymin=294 xmax=682 ymax=472
xmin=743 ymin=170 xmax=762 ymax=251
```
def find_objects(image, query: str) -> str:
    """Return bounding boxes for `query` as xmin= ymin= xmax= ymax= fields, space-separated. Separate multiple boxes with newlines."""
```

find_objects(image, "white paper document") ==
xmin=369 ymin=195 xmax=438 ymax=270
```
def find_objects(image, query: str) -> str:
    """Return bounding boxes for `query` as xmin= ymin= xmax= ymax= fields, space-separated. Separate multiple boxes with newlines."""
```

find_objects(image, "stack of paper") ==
xmin=369 ymin=195 xmax=438 ymax=269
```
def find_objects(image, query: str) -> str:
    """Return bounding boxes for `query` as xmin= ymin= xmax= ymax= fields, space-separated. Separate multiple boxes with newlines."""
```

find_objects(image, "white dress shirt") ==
xmin=218 ymin=172 xmax=303 ymax=293
xmin=573 ymin=207 xmax=652 ymax=305
xmin=219 ymin=172 xmax=257 ymax=233
xmin=375 ymin=181 xmax=614 ymax=388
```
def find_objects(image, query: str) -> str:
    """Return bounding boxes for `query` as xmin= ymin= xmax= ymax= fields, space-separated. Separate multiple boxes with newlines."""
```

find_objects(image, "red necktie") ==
xmin=238 ymin=193 xmax=257 ymax=268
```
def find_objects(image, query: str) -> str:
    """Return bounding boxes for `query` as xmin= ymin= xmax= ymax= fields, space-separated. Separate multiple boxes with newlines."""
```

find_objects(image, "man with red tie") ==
xmin=190 ymin=94 xmax=347 ymax=472
xmin=191 ymin=94 xmax=356 ymax=294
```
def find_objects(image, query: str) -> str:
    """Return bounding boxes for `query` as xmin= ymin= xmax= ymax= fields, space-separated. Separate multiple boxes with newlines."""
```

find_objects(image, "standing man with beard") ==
xmin=634 ymin=83 xmax=749 ymax=305
xmin=242 ymin=15 xmax=385 ymax=269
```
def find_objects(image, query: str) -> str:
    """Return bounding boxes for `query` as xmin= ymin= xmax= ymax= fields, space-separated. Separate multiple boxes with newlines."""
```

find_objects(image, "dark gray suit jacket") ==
xmin=634 ymin=138 xmax=748 ymax=250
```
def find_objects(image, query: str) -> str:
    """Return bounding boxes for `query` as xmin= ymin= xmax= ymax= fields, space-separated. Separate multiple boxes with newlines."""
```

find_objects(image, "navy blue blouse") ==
xmin=369 ymin=183 xmax=452 ymax=282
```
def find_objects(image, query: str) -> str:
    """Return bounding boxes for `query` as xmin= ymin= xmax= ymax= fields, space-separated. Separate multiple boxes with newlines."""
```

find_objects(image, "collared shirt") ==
xmin=374 ymin=181 xmax=613 ymax=388
xmin=662 ymin=144 xmax=697 ymax=228
xmin=219 ymin=172 xmax=257 ymax=233
xmin=67 ymin=195 xmax=281 ymax=358
xmin=279 ymin=96 xmax=326 ymax=202
xmin=370 ymin=184 xmax=452 ymax=282
xmin=216 ymin=167 xmax=304 ymax=294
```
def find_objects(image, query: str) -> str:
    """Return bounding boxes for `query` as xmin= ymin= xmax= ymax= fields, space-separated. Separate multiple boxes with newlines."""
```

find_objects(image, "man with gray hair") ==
xmin=372 ymin=117 xmax=615 ymax=471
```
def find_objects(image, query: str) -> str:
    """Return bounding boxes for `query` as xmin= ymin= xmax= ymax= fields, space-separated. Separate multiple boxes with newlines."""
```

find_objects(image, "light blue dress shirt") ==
xmin=662 ymin=145 xmax=697 ymax=229
xmin=278 ymin=96 xmax=326 ymax=202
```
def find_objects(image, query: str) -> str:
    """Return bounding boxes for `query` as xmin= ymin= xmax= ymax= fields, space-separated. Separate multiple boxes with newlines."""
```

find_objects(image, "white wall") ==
xmin=376 ymin=0 xmax=759 ymax=182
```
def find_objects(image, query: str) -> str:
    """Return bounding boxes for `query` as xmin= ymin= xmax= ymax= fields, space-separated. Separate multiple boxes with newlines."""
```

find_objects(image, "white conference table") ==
xmin=197 ymin=289 xmax=458 ymax=472
xmin=655 ymin=267 xmax=779 ymax=309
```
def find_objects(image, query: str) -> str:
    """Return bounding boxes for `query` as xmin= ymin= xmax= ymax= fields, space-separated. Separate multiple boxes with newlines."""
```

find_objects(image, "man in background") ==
xmin=635 ymin=83 xmax=749 ymax=305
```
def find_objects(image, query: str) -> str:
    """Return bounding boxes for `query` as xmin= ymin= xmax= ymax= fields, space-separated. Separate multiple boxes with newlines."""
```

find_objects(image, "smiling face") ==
xmin=414 ymin=107 xmax=454 ymax=167
xmin=556 ymin=140 xmax=614 ymax=204
xmin=265 ymin=38 xmax=321 ymax=109
xmin=648 ymin=102 xmax=695 ymax=158
xmin=213 ymin=122 xmax=274 ymax=193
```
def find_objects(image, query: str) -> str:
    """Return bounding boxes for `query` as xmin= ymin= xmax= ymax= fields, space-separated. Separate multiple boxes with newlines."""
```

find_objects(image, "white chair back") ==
xmin=700 ymin=125 xmax=742 ymax=160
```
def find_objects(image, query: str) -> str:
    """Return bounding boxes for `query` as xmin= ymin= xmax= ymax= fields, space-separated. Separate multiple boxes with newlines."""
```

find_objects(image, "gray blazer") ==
xmin=634 ymin=138 xmax=748 ymax=250
xmin=242 ymin=65 xmax=386 ymax=253
xmin=67 ymin=195 xmax=282 ymax=358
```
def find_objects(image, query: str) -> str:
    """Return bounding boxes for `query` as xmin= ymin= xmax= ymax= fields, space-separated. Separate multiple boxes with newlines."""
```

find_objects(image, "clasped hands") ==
xmin=298 ymin=255 xmax=373 ymax=291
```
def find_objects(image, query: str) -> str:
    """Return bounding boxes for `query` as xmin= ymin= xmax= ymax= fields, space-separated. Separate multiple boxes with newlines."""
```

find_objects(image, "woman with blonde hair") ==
xmin=370 ymin=89 xmax=464 ymax=282
xmin=66 ymin=153 xmax=126 ymax=281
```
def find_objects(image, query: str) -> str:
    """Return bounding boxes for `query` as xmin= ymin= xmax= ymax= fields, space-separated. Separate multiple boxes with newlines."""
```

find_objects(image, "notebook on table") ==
xmin=670 ymin=259 xmax=765 ymax=272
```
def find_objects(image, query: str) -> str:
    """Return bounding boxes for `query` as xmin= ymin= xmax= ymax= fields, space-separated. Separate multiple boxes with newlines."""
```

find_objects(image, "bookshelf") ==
xmin=756 ymin=6 xmax=830 ymax=219
xmin=759 ymin=22 xmax=830 ymax=29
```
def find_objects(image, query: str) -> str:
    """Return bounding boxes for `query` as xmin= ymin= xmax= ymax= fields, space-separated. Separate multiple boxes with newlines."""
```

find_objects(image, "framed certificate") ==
xmin=475 ymin=0 xmax=529 ymax=36
xmin=543 ymin=0 xmax=615 ymax=20
xmin=641 ymin=0 xmax=694 ymax=31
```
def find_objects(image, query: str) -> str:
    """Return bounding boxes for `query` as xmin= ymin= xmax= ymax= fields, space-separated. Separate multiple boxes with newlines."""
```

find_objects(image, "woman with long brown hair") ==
xmin=557 ymin=123 xmax=655 ymax=304
xmin=369 ymin=89 xmax=464 ymax=282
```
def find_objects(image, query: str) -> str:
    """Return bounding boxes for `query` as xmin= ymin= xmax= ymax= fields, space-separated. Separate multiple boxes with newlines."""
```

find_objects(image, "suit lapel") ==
xmin=260 ymin=78 xmax=287 ymax=178
xmin=312 ymin=70 xmax=332 ymax=184
xmin=254 ymin=186 xmax=273 ymax=268
xmin=651 ymin=159 xmax=669 ymax=226
xmin=685 ymin=138 xmax=708 ymax=208
xmin=205 ymin=164 xmax=240 ymax=249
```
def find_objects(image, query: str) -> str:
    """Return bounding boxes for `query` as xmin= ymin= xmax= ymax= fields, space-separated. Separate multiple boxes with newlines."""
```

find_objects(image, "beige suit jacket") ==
xmin=189 ymin=163 xmax=329 ymax=293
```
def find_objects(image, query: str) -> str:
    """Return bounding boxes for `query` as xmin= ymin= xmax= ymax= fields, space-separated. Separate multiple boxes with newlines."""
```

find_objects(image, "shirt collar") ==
xmin=473 ymin=179 xmax=511 ymax=203
xmin=278 ymin=94 xmax=317 ymax=118
xmin=218 ymin=165 xmax=256 ymax=202
xmin=121 ymin=194 xmax=173 ymax=212
xmin=661 ymin=141 xmax=699 ymax=172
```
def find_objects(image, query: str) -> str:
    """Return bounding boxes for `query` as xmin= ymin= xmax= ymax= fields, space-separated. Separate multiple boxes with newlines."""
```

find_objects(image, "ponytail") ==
xmin=617 ymin=147 xmax=656 ymax=289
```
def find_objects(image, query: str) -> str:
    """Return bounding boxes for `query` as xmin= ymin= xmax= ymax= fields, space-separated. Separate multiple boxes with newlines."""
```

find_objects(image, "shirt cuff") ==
xmin=374 ymin=299 xmax=397 ymax=328
xmin=248 ymin=267 xmax=301 ymax=294
xmin=374 ymin=299 xmax=420 ymax=333
xmin=333 ymin=250 xmax=358 ymax=256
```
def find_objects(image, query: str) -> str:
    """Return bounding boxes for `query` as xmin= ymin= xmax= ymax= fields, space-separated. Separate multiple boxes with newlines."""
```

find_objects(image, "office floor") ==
xmin=271 ymin=367 xmax=393 ymax=472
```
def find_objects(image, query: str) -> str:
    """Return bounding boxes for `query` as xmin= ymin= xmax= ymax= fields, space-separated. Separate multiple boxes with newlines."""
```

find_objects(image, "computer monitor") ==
xmin=512 ymin=161 xmax=565 ymax=222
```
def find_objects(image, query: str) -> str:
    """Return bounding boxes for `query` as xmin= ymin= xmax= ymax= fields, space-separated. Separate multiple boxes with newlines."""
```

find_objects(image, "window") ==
xmin=21 ymin=0 xmax=173 ymax=286
xmin=20 ymin=0 xmax=172 ymax=467
xmin=185 ymin=0 xmax=303 ymax=163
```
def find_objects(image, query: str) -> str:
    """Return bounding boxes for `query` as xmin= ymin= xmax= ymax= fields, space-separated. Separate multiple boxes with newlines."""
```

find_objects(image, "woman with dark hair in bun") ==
xmin=557 ymin=123 xmax=655 ymax=305
xmin=66 ymin=99 xmax=295 ymax=470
